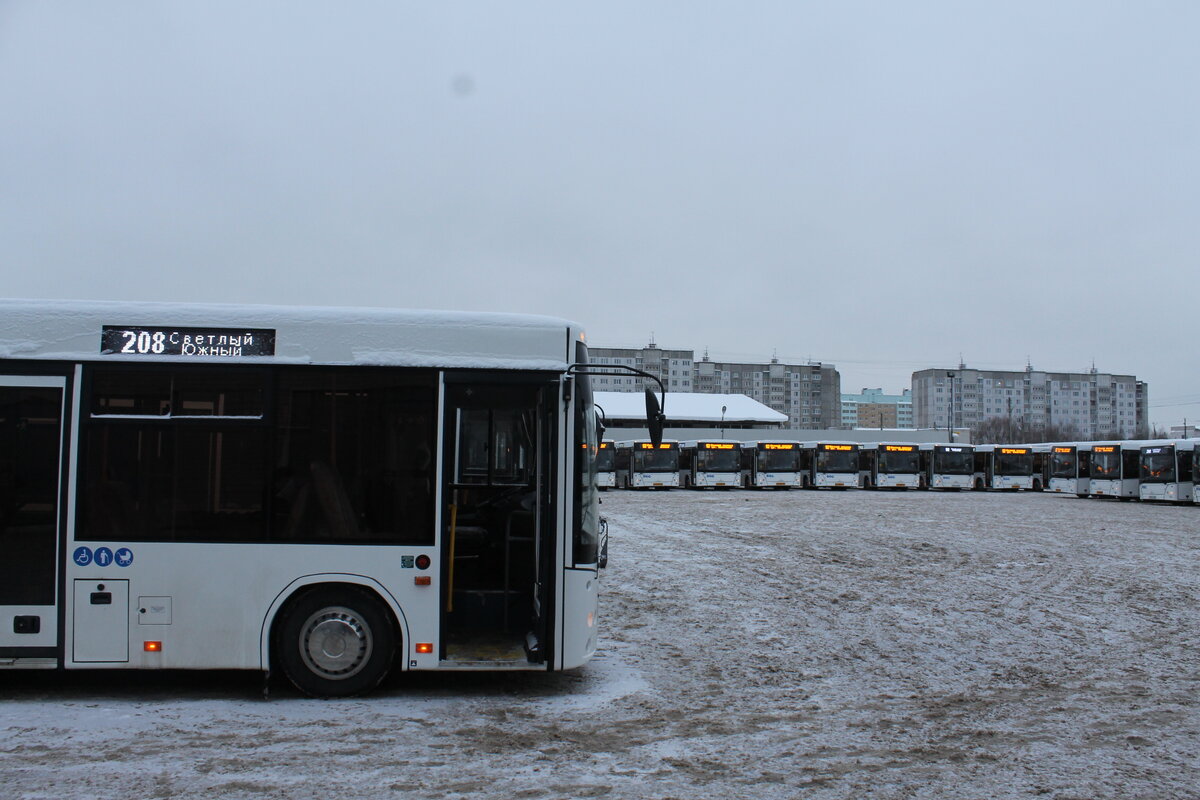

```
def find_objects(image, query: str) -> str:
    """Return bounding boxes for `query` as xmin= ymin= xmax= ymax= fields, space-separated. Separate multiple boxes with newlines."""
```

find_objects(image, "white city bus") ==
xmin=918 ymin=443 xmax=974 ymax=490
xmin=800 ymin=442 xmax=860 ymax=489
xmin=0 ymin=299 xmax=614 ymax=696
xmin=858 ymin=443 xmax=920 ymax=489
xmin=1088 ymin=441 xmax=1144 ymax=500
xmin=678 ymin=440 xmax=741 ymax=488
xmin=594 ymin=441 xmax=616 ymax=489
xmin=1194 ymin=447 xmax=1200 ymax=504
xmin=1139 ymin=440 xmax=1196 ymax=502
xmin=973 ymin=445 xmax=1036 ymax=490
xmin=1047 ymin=443 xmax=1091 ymax=496
xmin=614 ymin=440 xmax=681 ymax=489
xmin=1193 ymin=447 xmax=1200 ymax=504
xmin=740 ymin=441 xmax=803 ymax=488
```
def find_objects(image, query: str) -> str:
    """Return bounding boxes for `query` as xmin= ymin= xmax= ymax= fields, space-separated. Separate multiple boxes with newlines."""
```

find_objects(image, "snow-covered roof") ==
xmin=0 ymin=298 xmax=581 ymax=370
xmin=594 ymin=391 xmax=787 ymax=424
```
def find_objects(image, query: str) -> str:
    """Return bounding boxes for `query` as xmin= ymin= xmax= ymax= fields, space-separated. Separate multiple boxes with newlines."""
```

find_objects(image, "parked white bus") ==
xmin=1139 ymin=440 xmax=1196 ymax=502
xmin=1194 ymin=447 xmax=1200 ymax=504
xmin=0 ymin=299 xmax=614 ymax=696
xmin=614 ymin=440 xmax=681 ymax=489
xmin=739 ymin=441 xmax=803 ymax=488
xmin=858 ymin=443 xmax=920 ymax=489
xmin=1088 ymin=441 xmax=1144 ymax=500
xmin=678 ymin=440 xmax=741 ymax=488
xmin=800 ymin=442 xmax=860 ymax=489
xmin=918 ymin=443 xmax=974 ymax=490
xmin=973 ymin=445 xmax=1036 ymax=490
xmin=595 ymin=441 xmax=616 ymax=489
xmin=1047 ymin=443 xmax=1091 ymax=496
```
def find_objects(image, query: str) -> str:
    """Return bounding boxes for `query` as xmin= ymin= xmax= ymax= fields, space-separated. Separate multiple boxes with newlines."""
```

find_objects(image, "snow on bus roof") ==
xmin=0 ymin=298 xmax=580 ymax=369
xmin=595 ymin=391 xmax=787 ymax=424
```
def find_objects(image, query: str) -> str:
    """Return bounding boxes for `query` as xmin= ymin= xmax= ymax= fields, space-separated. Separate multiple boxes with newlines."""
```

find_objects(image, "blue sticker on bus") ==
xmin=115 ymin=548 xmax=134 ymax=567
xmin=73 ymin=546 xmax=93 ymax=566
xmin=94 ymin=547 xmax=114 ymax=567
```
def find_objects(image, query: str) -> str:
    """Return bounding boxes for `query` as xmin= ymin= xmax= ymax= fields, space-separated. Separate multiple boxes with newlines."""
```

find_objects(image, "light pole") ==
xmin=720 ymin=405 xmax=727 ymax=439
xmin=947 ymin=371 xmax=955 ymax=443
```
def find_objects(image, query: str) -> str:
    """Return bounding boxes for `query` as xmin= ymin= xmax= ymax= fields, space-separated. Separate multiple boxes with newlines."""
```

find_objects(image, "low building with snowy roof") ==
xmin=595 ymin=391 xmax=787 ymax=430
xmin=594 ymin=390 xmax=964 ymax=443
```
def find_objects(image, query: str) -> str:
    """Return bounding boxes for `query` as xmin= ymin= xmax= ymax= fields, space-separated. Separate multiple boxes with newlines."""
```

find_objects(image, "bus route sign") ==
xmin=101 ymin=326 xmax=277 ymax=358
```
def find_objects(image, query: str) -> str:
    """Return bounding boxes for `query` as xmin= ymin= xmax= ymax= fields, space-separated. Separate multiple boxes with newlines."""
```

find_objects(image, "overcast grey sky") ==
xmin=2 ymin=2 xmax=1197 ymax=427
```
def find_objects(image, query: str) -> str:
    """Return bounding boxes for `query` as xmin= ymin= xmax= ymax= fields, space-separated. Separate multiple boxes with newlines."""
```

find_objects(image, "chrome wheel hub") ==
xmin=299 ymin=606 xmax=373 ymax=680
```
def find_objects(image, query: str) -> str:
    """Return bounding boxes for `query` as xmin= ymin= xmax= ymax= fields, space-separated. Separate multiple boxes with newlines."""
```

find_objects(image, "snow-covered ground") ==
xmin=2 ymin=491 xmax=1197 ymax=799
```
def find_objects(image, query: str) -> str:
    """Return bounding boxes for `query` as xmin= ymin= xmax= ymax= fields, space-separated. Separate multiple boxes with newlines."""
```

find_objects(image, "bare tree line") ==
xmin=970 ymin=415 xmax=1154 ymax=444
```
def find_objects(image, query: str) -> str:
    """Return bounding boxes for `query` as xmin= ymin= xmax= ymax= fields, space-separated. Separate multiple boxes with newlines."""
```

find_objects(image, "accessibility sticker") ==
xmin=93 ymin=547 xmax=114 ymax=568
xmin=73 ymin=546 xmax=93 ymax=566
xmin=115 ymin=548 xmax=134 ymax=567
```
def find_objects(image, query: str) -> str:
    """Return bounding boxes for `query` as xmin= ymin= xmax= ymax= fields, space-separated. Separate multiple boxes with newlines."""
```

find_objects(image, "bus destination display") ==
xmin=102 ymin=326 xmax=276 ymax=358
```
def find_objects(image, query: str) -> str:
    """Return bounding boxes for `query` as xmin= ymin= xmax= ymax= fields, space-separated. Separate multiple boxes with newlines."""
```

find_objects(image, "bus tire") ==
xmin=276 ymin=585 xmax=397 ymax=698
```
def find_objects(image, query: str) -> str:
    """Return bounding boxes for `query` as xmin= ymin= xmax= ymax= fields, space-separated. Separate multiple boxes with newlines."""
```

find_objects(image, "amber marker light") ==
xmin=414 ymin=576 xmax=431 ymax=586
xmin=415 ymin=643 xmax=434 ymax=654
xmin=144 ymin=641 xmax=162 ymax=652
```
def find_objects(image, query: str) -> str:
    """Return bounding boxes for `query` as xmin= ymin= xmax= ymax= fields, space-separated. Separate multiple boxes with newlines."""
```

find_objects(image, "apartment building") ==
xmin=912 ymin=364 xmax=1147 ymax=439
xmin=841 ymin=388 xmax=914 ymax=429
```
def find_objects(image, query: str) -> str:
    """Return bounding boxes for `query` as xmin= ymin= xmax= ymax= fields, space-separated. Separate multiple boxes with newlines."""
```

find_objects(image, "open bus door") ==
xmin=441 ymin=378 xmax=555 ymax=667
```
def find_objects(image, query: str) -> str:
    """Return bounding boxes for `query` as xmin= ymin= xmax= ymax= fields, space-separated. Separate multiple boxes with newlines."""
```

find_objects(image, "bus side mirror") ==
xmin=595 ymin=403 xmax=607 ymax=441
xmin=645 ymin=387 xmax=665 ymax=447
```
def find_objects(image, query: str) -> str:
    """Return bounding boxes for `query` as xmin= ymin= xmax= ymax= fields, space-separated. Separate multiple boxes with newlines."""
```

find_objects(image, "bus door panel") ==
xmin=441 ymin=379 xmax=553 ymax=662
xmin=0 ymin=376 xmax=67 ymax=657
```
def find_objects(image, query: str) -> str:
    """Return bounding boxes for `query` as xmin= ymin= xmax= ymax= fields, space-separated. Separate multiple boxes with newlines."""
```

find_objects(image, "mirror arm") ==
xmin=564 ymin=365 xmax=667 ymax=414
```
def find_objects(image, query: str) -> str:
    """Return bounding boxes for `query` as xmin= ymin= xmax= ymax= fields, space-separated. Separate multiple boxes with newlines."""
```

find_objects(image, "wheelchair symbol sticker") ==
xmin=94 ymin=547 xmax=114 ymax=567
xmin=115 ymin=548 xmax=134 ymax=567
xmin=73 ymin=546 xmax=93 ymax=566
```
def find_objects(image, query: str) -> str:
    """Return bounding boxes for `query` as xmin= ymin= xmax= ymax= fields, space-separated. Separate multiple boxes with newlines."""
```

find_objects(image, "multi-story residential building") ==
xmin=589 ymin=343 xmax=843 ymax=429
xmin=912 ymin=364 xmax=1147 ymax=439
xmin=589 ymin=341 xmax=694 ymax=394
xmin=841 ymin=388 xmax=913 ymax=429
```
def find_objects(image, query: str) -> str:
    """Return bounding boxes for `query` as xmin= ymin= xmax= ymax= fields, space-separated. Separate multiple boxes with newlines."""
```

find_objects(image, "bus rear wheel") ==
xmin=277 ymin=586 xmax=397 ymax=697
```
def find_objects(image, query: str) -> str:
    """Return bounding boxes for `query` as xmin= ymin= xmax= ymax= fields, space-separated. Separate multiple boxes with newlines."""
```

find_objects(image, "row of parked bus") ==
xmin=594 ymin=439 xmax=1200 ymax=504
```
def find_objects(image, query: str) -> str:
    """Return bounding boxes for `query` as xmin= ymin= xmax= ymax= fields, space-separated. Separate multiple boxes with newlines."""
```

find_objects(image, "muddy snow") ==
xmin=2 ymin=491 xmax=1197 ymax=799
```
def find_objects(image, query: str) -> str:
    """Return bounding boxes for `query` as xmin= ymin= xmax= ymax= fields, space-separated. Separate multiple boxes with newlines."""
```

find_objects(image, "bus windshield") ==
xmin=1141 ymin=450 xmax=1175 ymax=483
xmin=878 ymin=449 xmax=919 ymax=473
xmin=635 ymin=447 xmax=678 ymax=472
xmin=573 ymin=343 xmax=600 ymax=565
xmin=935 ymin=449 xmax=973 ymax=474
xmin=1090 ymin=450 xmax=1120 ymax=477
xmin=1049 ymin=451 xmax=1077 ymax=478
xmin=697 ymin=447 xmax=740 ymax=471
xmin=595 ymin=446 xmax=614 ymax=472
xmin=758 ymin=447 xmax=800 ymax=472
xmin=815 ymin=448 xmax=857 ymax=473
